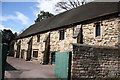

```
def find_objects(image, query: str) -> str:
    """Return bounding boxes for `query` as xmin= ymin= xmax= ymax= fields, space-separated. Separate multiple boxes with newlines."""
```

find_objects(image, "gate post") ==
xmin=0 ymin=30 xmax=2 ymax=80
xmin=2 ymin=44 xmax=8 ymax=79
xmin=0 ymin=44 xmax=2 ymax=80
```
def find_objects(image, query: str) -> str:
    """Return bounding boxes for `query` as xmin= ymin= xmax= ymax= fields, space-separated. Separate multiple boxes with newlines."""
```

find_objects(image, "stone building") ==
xmin=14 ymin=2 xmax=120 ymax=64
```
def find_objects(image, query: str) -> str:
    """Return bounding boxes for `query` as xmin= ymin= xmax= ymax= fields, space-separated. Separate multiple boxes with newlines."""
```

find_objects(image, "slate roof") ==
xmin=18 ymin=2 xmax=120 ymax=39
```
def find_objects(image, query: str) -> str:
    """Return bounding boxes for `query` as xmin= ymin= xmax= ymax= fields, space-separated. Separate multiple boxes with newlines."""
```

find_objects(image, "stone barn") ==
xmin=14 ymin=2 xmax=120 ymax=65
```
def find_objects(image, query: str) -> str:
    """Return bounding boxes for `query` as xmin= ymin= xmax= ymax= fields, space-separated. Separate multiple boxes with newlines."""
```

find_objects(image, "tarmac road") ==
xmin=4 ymin=56 xmax=59 ymax=80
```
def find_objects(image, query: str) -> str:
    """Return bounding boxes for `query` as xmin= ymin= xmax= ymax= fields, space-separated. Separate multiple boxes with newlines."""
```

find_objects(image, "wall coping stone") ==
xmin=72 ymin=43 xmax=119 ymax=49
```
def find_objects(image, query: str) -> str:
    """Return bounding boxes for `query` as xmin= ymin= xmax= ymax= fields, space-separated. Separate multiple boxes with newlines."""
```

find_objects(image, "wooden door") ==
xmin=77 ymin=25 xmax=83 ymax=44
xmin=16 ymin=41 xmax=21 ymax=58
xmin=27 ymin=37 xmax=32 ymax=61
xmin=50 ymin=52 xmax=55 ymax=64
xmin=43 ymin=34 xmax=50 ymax=64
xmin=21 ymin=49 xmax=24 ymax=59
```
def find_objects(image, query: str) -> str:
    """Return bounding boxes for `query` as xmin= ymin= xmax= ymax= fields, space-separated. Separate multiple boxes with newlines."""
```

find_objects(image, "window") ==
xmin=59 ymin=30 xmax=65 ymax=40
xmin=37 ymin=34 xmax=40 ymax=42
xmin=95 ymin=23 xmax=101 ymax=37
xmin=73 ymin=27 xmax=80 ymax=38
xmin=43 ymin=33 xmax=49 ymax=42
xmin=33 ymin=51 xmax=38 ymax=58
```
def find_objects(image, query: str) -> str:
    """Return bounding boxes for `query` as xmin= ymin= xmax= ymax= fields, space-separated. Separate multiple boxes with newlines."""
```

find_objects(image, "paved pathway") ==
xmin=4 ymin=57 xmax=58 ymax=80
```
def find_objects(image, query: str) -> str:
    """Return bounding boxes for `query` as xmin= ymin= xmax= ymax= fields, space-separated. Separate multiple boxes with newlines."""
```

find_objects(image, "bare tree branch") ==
xmin=69 ymin=0 xmax=76 ymax=8
xmin=76 ymin=0 xmax=80 ymax=6
xmin=55 ymin=0 xmax=87 ymax=12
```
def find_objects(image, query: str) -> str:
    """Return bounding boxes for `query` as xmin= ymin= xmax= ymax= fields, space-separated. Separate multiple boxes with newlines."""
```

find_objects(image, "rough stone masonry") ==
xmin=72 ymin=44 xmax=120 ymax=79
xmin=14 ymin=17 xmax=120 ymax=64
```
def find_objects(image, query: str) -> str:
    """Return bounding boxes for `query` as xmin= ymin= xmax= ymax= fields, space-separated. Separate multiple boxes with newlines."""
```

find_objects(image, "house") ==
xmin=14 ymin=2 xmax=120 ymax=65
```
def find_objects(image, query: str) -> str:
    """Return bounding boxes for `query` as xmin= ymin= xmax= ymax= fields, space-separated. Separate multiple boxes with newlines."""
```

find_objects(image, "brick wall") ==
xmin=71 ymin=44 xmax=120 ymax=79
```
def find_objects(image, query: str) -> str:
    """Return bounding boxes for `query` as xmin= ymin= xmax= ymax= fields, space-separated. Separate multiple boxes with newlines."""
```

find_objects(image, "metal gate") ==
xmin=55 ymin=52 xmax=71 ymax=80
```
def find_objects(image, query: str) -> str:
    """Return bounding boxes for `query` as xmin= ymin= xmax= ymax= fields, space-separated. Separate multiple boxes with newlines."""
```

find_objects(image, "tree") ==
xmin=2 ymin=29 xmax=15 ymax=44
xmin=1 ymin=29 xmax=17 ymax=56
xmin=14 ymin=32 xmax=18 ymax=38
xmin=55 ymin=0 xmax=87 ymax=12
xmin=35 ymin=11 xmax=54 ymax=23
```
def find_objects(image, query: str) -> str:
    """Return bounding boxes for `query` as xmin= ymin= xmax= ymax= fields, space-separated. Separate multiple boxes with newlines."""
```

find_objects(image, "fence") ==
xmin=71 ymin=44 xmax=120 ymax=79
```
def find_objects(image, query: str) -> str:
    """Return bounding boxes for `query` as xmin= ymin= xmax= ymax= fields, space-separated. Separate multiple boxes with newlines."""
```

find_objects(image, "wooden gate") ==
xmin=55 ymin=52 xmax=71 ymax=80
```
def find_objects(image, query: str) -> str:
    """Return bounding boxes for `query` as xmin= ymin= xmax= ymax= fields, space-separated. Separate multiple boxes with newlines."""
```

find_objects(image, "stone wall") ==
xmin=83 ymin=18 xmax=120 ymax=46
xmin=14 ymin=40 xmax=17 ymax=57
xmin=32 ymin=32 xmax=49 ymax=63
xmin=50 ymin=27 xmax=77 ymax=52
xmin=72 ymin=44 xmax=120 ymax=79
xmin=49 ymin=17 xmax=120 ymax=53
xmin=14 ymin=37 xmax=31 ymax=60
xmin=14 ymin=17 xmax=120 ymax=64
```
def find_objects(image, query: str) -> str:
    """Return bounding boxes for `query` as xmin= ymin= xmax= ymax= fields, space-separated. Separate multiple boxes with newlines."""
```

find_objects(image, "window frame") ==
xmin=95 ymin=23 xmax=101 ymax=37
xmin=59 ymin=29 xmax=65 ymax=40
xmin=33 ymin=50 xmax=38 ymax=58
xmin=37 ymin=34 xmax=40 ymax=42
